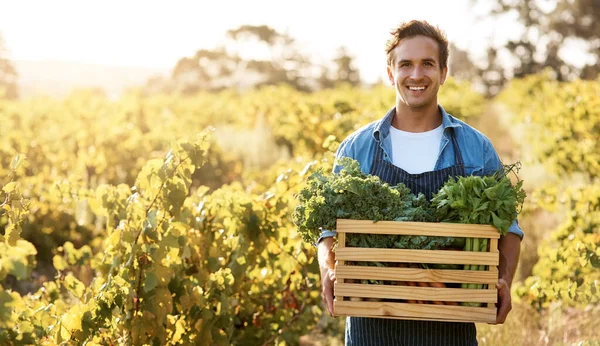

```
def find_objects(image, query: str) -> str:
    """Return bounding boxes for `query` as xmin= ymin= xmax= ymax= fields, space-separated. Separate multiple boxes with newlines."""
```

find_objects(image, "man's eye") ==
xmin=400 ymin=63 xmax=410 ymax=67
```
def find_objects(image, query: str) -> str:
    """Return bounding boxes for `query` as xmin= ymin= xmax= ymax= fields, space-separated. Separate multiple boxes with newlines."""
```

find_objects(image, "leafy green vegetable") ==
xmin=431 ymin=162 xmax=526 ymax=234
xmin=430 ymin=162 xmax=527 ymax=305
xmin=292 ymin=157 xmax=454 ymax=249
xmin=292 ymin=157 xmax=527 ymax=303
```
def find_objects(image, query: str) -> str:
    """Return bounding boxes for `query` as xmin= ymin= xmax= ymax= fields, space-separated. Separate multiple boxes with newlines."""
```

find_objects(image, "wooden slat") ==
xmin=337 ymin=232 xmax=346 ymax=248
xmin=337 ymin=219 xmax=499 ymax=238
xmin=490 ymin=238 xmax=499 ymax=253
xmin=487 ymin=266 xmax=499 ymax=309
xmin=488 ymin=237 xmax=499 ymax=308
xmin=335 ymin=283 xmax=497 ymax=303
xmin=335 ymin=266 xmax=498 ymax=284
xmin=335 ymin=248 xmax=499 ymax=266
xmin=336 ymin=231 xmax=346 ymax=301
xmin=334 ymin=300 xmax=497 ymax=324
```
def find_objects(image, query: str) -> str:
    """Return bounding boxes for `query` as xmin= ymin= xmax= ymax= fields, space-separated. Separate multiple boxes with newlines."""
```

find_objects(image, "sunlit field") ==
xmin=1 ymin=1 xmax=599 ymax=344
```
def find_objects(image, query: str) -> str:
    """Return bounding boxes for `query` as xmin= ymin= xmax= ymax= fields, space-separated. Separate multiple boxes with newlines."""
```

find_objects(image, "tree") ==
xmin=167 ymin=25 xmax=316 ymax=93
xmin=226 ymin=25 xmax=313 ymax=91
xmin=0 ymin=33 xmax=18 ymax=99
xmin=476 ymin=46 xmax=508 ymax=98
xmin=479 ymin=0 xmax=600 ymax=82
xmin=548 ymin=0 xmax=600 ymax=79
xmin=448 ymin=43 xmax=479 ymax=81
xmin=447 ymin=43 xmax=506 ymax=98
xmin=317 ymin=66 xmax=335 ymax=89
xmin=332 ymin=47 xmax=360 ymax=86
xmin=171 ymin=47 xmax=241 ymax=93
xmin=317 ymin=46 xmax=361 ymax=89
xmin=161 ymin=25 xmax=366 ymax=93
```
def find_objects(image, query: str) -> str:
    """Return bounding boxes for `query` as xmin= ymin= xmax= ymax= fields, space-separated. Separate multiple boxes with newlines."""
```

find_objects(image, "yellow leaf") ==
xmin=61 ymin=304 xmax=85 ymax=336
xmin=16 ymin=240 xmax=37 ymax=256
xmin=236 ymin=256 xmax=246 ymax=266
xmin=2 ymin=182 xmax=17 ymax=194
xmin=112 ymin=276 xmax=130 ymax=295
xmin=53 ymin=255 xmax=68 ymax=271
xmin=5 ymin=224 xmax=19 ymax=246
xmin=167 ymin=314 xmax=186 ymax=344
xmin=107 ymin=230 xmax=120 ymax=248
xmin=10 ymin=154 xmax=26 ymax=171
xmin=64 ymin=274 xmax=85 ymax=299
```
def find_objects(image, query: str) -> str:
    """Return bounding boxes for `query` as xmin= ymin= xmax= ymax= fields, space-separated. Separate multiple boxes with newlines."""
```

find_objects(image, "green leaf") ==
xmin=152 ymin=288 xmax=173 ymax=324
xmin=475 ymin=201 xmax=489 ymax=212
xmin=484 ymin=185 xmax=499 ymax=200
xmin=491 ymin=212 xmax=504 ymax=234
xmin=471 ymin=197 xmax=481 ymax=210
xmin=144 ymin=272 xmax=158 ymax=292
xmin=147 ymin=209 xmax=158 ymax=229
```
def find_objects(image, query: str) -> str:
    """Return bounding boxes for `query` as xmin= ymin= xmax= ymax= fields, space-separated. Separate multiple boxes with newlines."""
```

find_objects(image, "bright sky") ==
xmin=0 ymin=0 xmax=535 ymax=83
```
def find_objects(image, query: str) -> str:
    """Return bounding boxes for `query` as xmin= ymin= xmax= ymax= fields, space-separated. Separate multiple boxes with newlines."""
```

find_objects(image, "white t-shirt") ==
xmin=389 ymin=124 xmax=444 ymax=174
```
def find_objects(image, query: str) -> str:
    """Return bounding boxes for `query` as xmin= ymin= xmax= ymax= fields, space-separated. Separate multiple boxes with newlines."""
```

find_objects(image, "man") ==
xmin=316 ymin=20 xmax=523 ymax=345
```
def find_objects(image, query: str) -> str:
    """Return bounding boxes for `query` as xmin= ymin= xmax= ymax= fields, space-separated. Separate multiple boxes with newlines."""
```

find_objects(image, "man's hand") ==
xmin=321 ymin=266 xmax=336 ymax=316
xmin=493 ymin=278 xmax=512 ymax=324
xmin=491 ymin=232 xmax=521 ymax=325
xmin=318 ymin=237 xmax=336 ymax=316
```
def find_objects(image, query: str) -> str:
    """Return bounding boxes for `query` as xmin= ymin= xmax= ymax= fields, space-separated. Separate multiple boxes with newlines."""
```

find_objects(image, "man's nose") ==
xmin=410 ymin=65 xmax=424 ymax=79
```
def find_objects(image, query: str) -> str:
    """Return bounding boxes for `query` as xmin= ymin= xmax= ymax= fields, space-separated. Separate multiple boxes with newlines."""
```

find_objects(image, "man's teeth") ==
xmin=409 ymin=86 xmax=426 ymax=91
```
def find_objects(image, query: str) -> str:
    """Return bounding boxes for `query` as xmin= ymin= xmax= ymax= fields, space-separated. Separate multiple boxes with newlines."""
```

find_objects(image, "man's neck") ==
xmin=391 ymin=102 xmax=442 ymax=133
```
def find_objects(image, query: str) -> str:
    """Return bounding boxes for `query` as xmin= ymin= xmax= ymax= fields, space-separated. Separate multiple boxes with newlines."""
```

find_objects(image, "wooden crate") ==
xmin=333 ymin=219 xmax=499 ymax=324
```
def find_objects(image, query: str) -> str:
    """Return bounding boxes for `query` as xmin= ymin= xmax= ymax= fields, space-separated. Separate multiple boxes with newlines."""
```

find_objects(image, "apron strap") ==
xmin=449 ymin=127 xmax=464 ymax=167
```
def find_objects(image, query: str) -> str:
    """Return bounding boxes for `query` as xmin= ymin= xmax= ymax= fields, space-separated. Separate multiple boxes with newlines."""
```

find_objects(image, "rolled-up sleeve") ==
xmin=508 ymin=219 xmax=524 ymax=239
xmin=315 ymin=230 xmax=337 ymax=245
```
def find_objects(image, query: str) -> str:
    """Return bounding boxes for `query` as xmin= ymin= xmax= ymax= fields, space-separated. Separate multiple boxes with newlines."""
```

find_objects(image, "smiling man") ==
xmin=316 ymin=20 xmax=523 ymax=345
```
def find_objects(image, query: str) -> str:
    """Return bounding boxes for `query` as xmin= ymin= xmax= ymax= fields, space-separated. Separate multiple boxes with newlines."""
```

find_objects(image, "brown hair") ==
xmin=385 ymin=20 xmax=449 ymax=70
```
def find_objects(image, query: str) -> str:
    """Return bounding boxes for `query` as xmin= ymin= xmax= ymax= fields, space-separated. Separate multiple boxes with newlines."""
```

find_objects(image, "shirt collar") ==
xmin=373 ymin=105 xmax=462 ymax=141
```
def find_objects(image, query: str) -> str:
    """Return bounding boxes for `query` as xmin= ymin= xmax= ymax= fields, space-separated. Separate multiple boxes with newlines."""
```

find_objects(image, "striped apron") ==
xmin=344 ymin=128 xmax=477 ymax=346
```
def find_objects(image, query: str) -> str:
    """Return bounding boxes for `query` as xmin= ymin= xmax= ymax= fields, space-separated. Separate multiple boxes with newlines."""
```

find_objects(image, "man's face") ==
xmin=387 ymin=35 xmax=448 ymax=110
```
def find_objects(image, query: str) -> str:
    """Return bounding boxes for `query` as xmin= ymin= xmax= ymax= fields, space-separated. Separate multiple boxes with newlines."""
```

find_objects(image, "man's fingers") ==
xmin=323 ymin=281 xmax=335 ymax=316
xmin=321 ymin=269 xmax=336 ymax=316
xmin=326 ymin=293 xmax=334 ymax=316
xmin=494 ymin=280 xmax=512 ymax=324
xmin=496 ymin=301 xmax=510 ymax=324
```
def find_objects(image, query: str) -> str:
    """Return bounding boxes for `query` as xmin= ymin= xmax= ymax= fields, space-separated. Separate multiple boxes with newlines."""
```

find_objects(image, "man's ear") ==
xmin=440 ymin=66 xmax=449 ymax=85
xmin=387 ymin=65 xmax=395 ymax=85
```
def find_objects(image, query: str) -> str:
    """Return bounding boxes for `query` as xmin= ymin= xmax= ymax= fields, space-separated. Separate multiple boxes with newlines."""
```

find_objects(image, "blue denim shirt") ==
xmin=317 ymin=105 xmax=524 ymax=243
